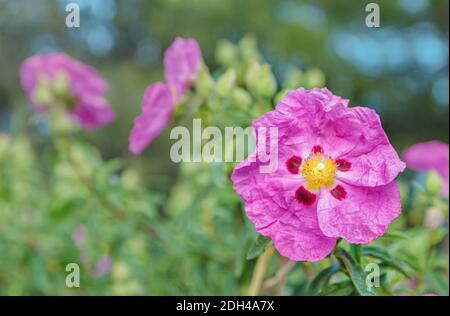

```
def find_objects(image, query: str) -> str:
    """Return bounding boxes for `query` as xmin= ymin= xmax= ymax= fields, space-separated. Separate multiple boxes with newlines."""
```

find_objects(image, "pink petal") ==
xmin=128 ymin=82 xmax=174 ymax=155
xmin=70 ymin=94 xmax=115 ymax=130
xmin=330 ymin=107 xmax=406 ymax=187
xmin=403 ymin=140 xmax=449 ymax=195
xmin=263 ymin=89 xmax=405 ymax=187
xmin=231 ymin=155 xmax=337 ymax=262
xmin=253 ymin=88 xmax=350 ymax=159
xmin=317 ymin=181 xmax=402 ymax=244
xmin=164 ymin=37 xmax=202 ymax=101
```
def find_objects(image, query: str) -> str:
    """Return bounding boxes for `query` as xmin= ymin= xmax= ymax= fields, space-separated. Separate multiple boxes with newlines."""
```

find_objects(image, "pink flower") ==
xmin=403 ymin=141 xmax=449 ymax=196
xmin=72 ymin=225 xmax=88 ymax=249
xmin=164 ymin=38 xmax=203 ymax=102
xmin=231 ymin=88 xmax=406 ymax=262
xmin=129 ymin=38 xmax=202 ymax=155
xmin=128 ymin=83 xmax=173 ymax=154
xmin=20 ymin=53 xmax=115 ymax=130
xmin=91 ymin=255 xmax=113 ymax=277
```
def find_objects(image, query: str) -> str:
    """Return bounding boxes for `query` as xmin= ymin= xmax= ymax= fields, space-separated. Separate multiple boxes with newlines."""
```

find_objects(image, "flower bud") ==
xmin=216 ymin=68 xmax=237 ymax=97
xmin=245 ymin=61 xmax=277 ymax=98
xmin=232 ymin=88 xmax=252 ymax=109
xmin=52 ymin=71 xmax=71 ymax=97
xmin=238 ymin=35 xmax=261 ymax=61
xmin=51 ymin=108 xmax=77 ymax=135
xmin=284 ymin=68 xmax=304 ymax=89
xmin=113 ymin=261 xmax=131 ymax=281
xmin=305 ymin=68 xmax=326 ymax=88
xmin=32 ymin=75 xmax=53 ymax=106
xmin=426 ymin=171 xmax=443 ymax=196
xmin=195 ymin=62 xmax=215 ymax=98
xmin=424 ymin=207 xmax=445 ymax=230
xmin=216 ymin=40 xmax=238 ymax=67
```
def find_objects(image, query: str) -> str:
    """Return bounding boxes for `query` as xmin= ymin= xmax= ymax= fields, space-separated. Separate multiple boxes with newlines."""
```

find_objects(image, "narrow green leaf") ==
xmin=351 ymin=244 xmax=362 ymax=264
xmin=246 ymin=235 xmax=271 ymax=260
xmin=308 ymin=262 xmax=341 ymax=295
xmin=334 ymin=247 xmax=375 ymax=296
xmin=318 ymin=280 xmax=355 ymax=296
xmin=383 ymin=230 xmax=410 ymax=240
xmin=362 ymin=246 xmax=415 ymax=279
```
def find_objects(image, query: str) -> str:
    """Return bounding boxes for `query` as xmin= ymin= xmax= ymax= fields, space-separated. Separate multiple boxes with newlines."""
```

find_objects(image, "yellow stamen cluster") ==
xmin=301 ymin=153 xmax=336 ymax=190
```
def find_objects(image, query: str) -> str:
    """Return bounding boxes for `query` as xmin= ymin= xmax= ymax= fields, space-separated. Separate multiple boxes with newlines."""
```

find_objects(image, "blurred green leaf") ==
xmin=318 ymin=280 xmax=355 ymax=296
xmin=429 ymin=269 xmax=449 ymax=296
xmin=384 ymin=229 xmax=410 ymax=240
xmin=246 ymin=235 xmax=271 ymax=260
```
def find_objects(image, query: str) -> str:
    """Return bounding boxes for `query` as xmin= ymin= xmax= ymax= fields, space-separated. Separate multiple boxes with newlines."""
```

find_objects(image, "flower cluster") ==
xmin=19 ymin=39 xmax=437 ymax=265
xmin=231 ymin=88 xmax=406 ymax=262
xmin=20 ymin=53 xmax=115 ymax=130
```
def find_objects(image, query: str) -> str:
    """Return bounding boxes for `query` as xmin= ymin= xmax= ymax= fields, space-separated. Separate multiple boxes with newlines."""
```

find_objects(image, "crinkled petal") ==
xmin=329 ymin=107 xmax=406 ymax=187
xmin=164 ymin=37 xmax=202 ymax=101
xmin=254 ymin=88 xmax=405 ymax=187
xmin=403 ymin=141 xmax=449 ymax=195
xmin=317 ymin=181 xmax=402 ymax=244
xmin=231 ymin=157 xmax=337 ymax=262
xmin=128 ymin=82 xmax=174 ymax=155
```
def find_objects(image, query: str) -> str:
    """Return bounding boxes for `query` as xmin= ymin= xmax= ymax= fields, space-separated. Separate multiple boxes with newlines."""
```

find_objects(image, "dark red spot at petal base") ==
xmin=330 ymin=185 xmax=347 ymax=201
xmin=336 ymin=159 xmax=352 ymax=172
xmin=312 ymin=145 xmax=324 ymax=155
xmin=286 ymin=156 xmax=302 ymax=174
xmin=295 ymin=186 xmax=317 ymax=206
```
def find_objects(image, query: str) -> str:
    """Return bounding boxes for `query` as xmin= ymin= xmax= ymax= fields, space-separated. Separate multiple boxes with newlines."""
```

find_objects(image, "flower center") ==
xmin=301 ymin=153 xmax=336 ymax=190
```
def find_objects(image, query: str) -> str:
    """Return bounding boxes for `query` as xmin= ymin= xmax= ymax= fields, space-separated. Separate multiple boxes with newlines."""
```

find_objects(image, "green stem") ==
xmin=249 ymin=244 xmax=275 ymax=296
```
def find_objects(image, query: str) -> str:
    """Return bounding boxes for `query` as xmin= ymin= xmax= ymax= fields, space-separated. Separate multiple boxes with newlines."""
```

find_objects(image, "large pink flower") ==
xmin=20 ymin=53 xmax=115 ymax=130
xmin=403 ymin=141 xmax=449 ymax=196
xmin=231 ymin=88 xmax=406 ymax=262
xmin=129 ymin=38 xmax=202 ymax=154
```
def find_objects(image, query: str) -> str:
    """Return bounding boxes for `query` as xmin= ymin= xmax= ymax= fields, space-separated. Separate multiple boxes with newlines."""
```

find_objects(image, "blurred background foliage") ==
xmin=0 ymin=0 xmax=448 ymax=295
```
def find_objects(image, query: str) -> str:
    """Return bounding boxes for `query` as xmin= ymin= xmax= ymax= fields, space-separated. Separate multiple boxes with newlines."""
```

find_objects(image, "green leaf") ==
xmin=96 ymin=158 xmax=123 ymax=190
xmin=318 ymin=280 xmax=355 ymax=296
xmin=383 ymin=230 xmax=410 ymax=240
xmin=308 ymin=262 xmax=341 ymax=295
xmin=334 ymin=247 xmax=375 ymax=296
xmin=246 ymin=235 xmax=271 ymax=260
xmin=429 ymin=269 xmax=449 ymax=295
xmin=351 ymin=244 xmax=362 ymax=264
xmin=362 ymin=246 xmax=415 ymax=279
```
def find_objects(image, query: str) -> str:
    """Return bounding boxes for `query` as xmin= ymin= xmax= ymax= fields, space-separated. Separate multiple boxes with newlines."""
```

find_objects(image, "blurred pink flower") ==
xmin=403 ymin=141 xmax=449 ymax=196
xmin=164 ymin=37 xmax=203 ymax=102
xmin=231 ymin=88 xmax=405 ymax=262
xmin=20 ymin=52 xmax=115 ymax=130
xmin=72 ymin=225 xmax=88 ymax=249
xmin=128 ymin=83 xmax=173 ymax=154
xmin=92 ymin=255 xmax=113 ymax=277
xmin=128 ymin=38 xmax=202 ymax=155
